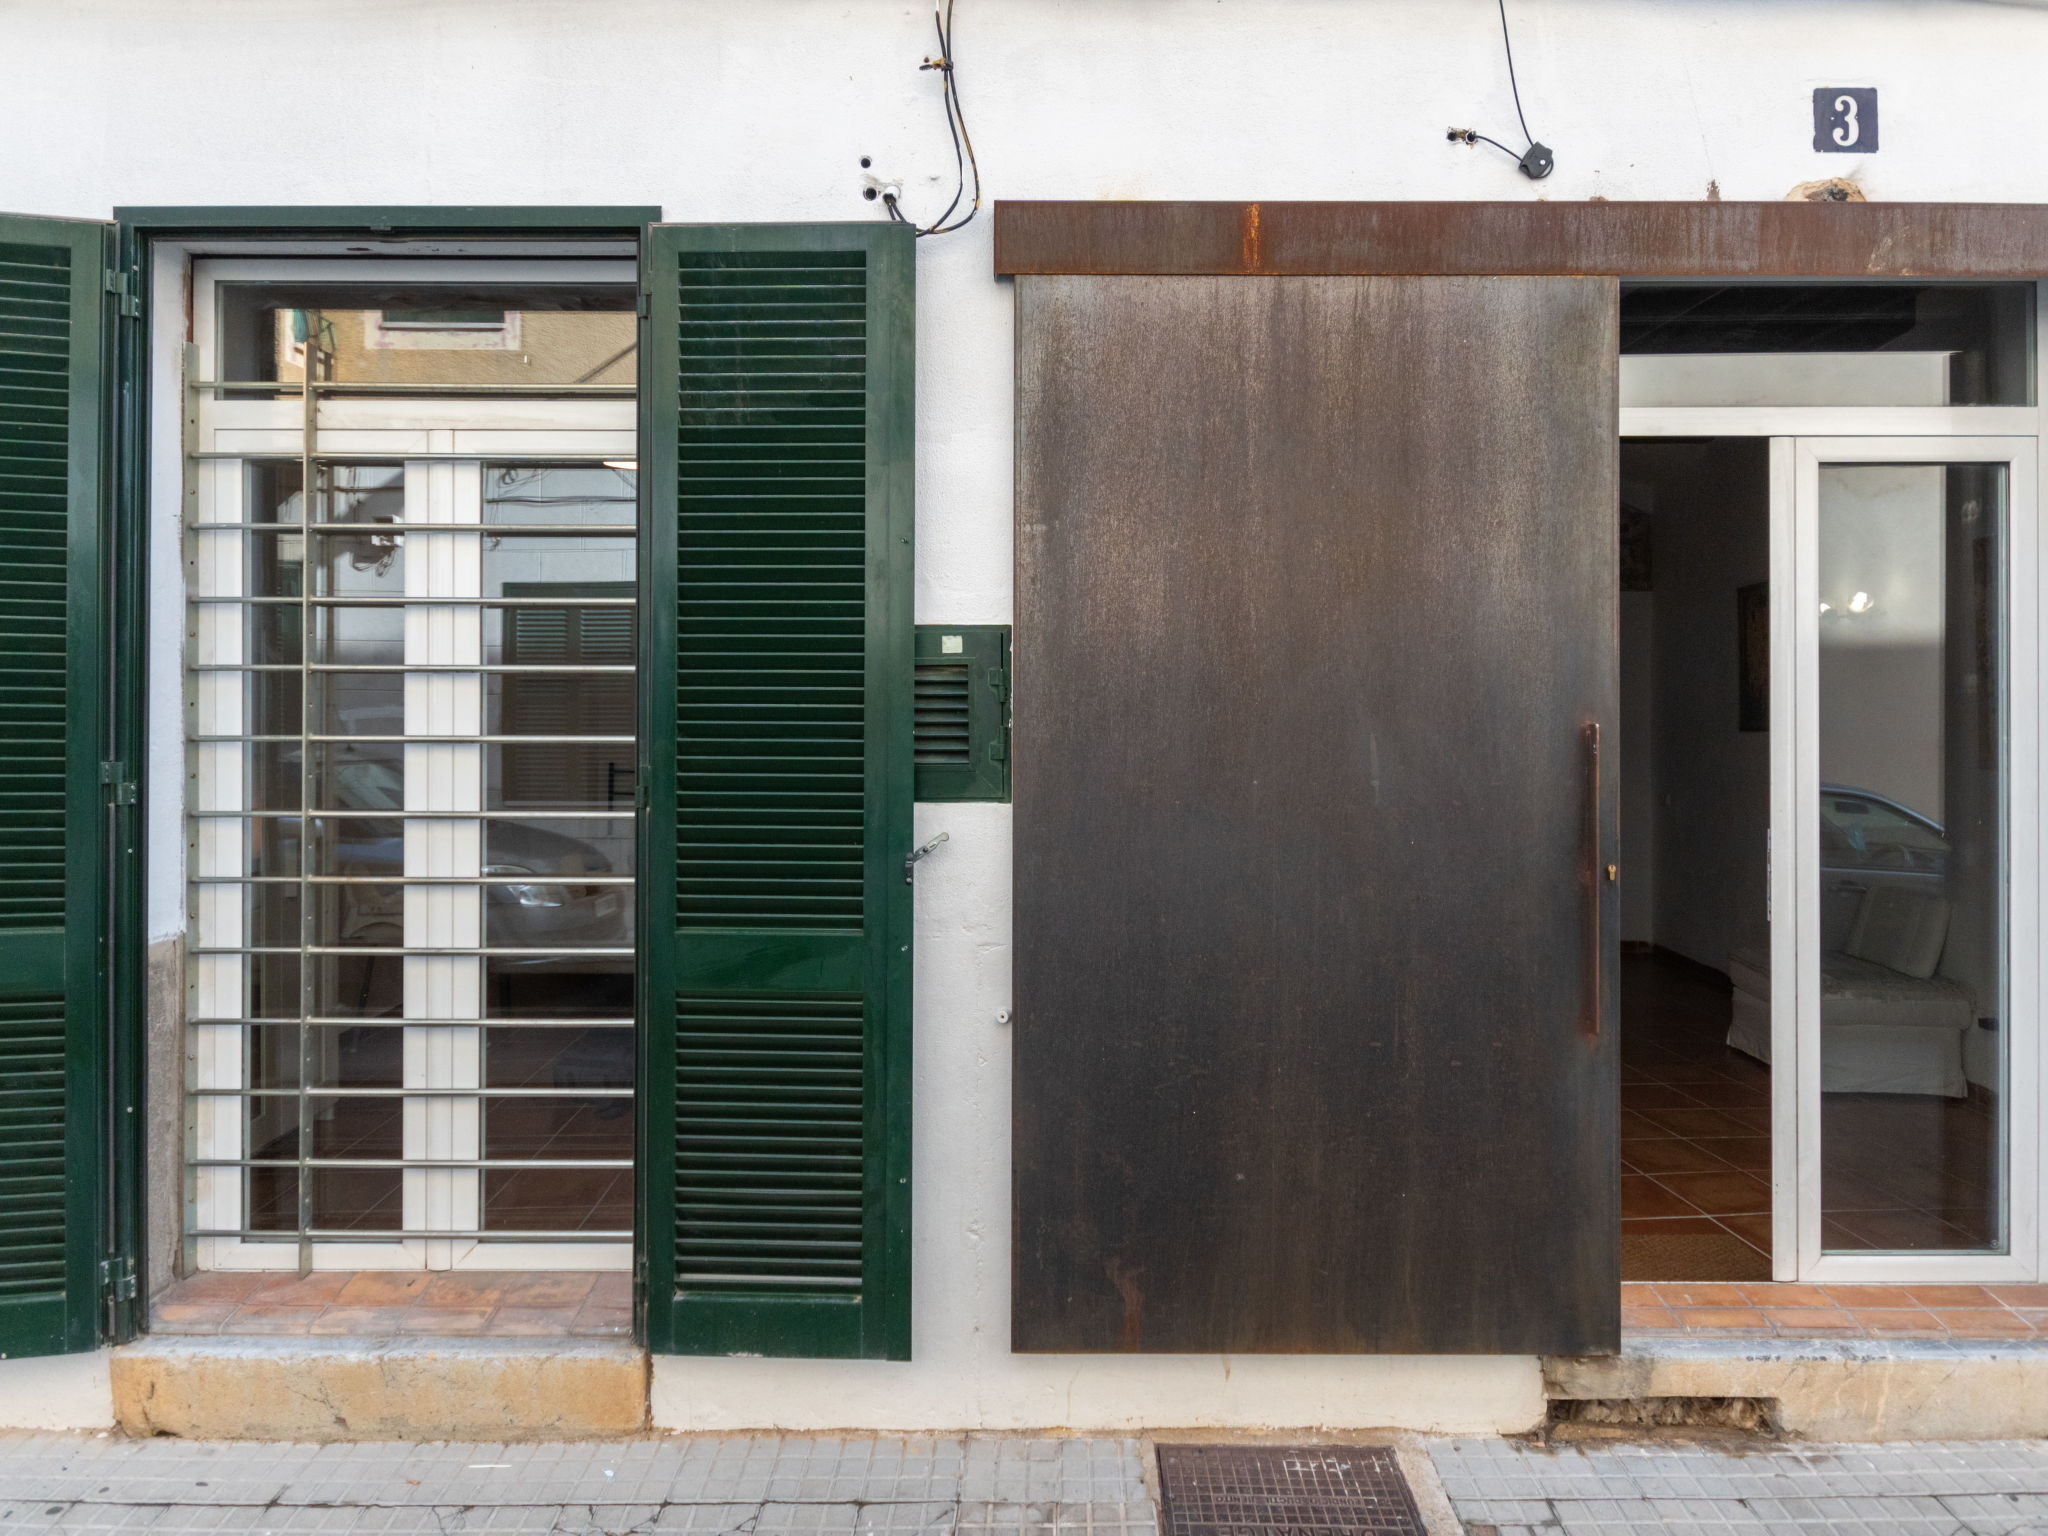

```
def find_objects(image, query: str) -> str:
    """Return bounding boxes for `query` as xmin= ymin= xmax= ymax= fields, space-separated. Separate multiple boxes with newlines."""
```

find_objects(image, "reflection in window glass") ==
xmin=1816 ymin=462 xmax=2006 ymax=1253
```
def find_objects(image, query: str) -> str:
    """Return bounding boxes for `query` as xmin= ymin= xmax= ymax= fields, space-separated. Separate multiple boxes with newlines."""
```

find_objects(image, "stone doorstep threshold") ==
xmin=110 ymin=1336 xmax=650 ymax=1442
xmin=1547 ymin=1334 xmax=2048 ymax=1443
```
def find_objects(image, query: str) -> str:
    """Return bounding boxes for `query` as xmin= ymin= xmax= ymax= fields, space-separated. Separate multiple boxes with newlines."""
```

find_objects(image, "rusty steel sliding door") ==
xmin=1012 ymin=275 xmax=1620 ymax=1355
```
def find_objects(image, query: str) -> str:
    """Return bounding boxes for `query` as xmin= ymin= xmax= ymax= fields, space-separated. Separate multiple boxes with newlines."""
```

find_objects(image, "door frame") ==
xmin=1623 ymin=378 xmax=2045 ymax=1282
xmin=1786 ymin=434 xmax=2041 ymax=1283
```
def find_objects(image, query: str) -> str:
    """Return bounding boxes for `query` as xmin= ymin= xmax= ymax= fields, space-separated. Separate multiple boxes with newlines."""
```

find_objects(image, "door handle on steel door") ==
xmin=1582 ymin=721 xmax=1601 ymax=1040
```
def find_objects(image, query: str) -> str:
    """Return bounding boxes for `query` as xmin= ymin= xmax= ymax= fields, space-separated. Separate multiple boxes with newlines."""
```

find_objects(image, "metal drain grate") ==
xmin=1155 ymin=1445 xmax=1424 ymax=1536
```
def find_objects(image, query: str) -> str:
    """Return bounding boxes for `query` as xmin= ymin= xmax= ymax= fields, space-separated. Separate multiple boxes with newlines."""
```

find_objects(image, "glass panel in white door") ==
xmin=1791 ymin=438 xmax=2040 ymax=1280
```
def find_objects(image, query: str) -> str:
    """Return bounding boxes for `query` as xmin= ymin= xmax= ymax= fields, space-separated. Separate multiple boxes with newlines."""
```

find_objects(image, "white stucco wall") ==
xmin=8 ymin=0 xmax=2048 ymax=1429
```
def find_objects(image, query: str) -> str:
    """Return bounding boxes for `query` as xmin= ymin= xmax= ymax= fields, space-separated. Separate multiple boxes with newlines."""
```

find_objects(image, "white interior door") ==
xmin=1780 ymin=435 xmax=2040 ymax=1282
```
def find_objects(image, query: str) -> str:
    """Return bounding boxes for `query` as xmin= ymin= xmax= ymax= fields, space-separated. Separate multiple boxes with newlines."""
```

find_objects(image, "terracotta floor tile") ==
xmin=1719 ymin=1106 xmax=1773 ymax=1133
xmin=222 ymin=1305 xmax=322 ymax=1335
xmin=1620 ymin=1283 xmax=1664 ymax=1307
xmin=1656 ymin=1170 xmax=1771 ymax=1216
xmin=1622 ymin=1176 xmax=1700 ymax=1219
xmin=1621 ymin=1084 xmax=1712 ymax=1111
xmin=1714 ymin=1212 xmax=1774 ymax=1251
xmin=246 ymin=1272 xmax=351 ymax=1305
xmin=1622 ymin=1216 xmax=1725 ymax=1239
xmin=1621 ymin=1305 xmax=1680 ymax=1330
xmin=1621 ymin=1138 xmax=1730 ymax=1176
xmin=1760 ymin=1307 xmax=1858 ymax=1332
xmin=310 ymin=1306 xmax=414 ymax=1335
xmin=1987 ymin=1284 xmax=2048 ymax=1307
xmin=1739 ymin=1283 xmax=1831 ymax=1307
xmin=336 ymin=1272 xmax=434 ymax=1307
xmin=499 ymin=1273 xmax=597 ymax=1307
xmin=156 ymin=1272 xmax=270 ymax=1303
xmin=569 ymin=1308 xmax=633 ymax=1336
xmin=485 ymin=1306 xmax=583 ymax=1335
xmin=1903 ymin=1284 xmax=1999 ymax=1309
xmin=586 ymin=1272 xmax=631 ymax=1307
xmin=1852 ymin=1309 xmax=1944 ymax=1337
xmin=1671 ymin=1081 xmax=1772 ymax=1109
xmin=1636 ymin=1106 xmax=1758 ymax=1140
xmin=1619 ymin=1110 xmax=1673 ymax=1139
xmin=1672 ymin=1307 xmax=1769 ymax=1330
xmin=1703 ymin=1136 xmax=1772 ymax=1172
xmin=1930 ymin=1307 xmax=2036 ymax=1337
xmin=149 ymin=1303 xmax=235 ymax=1332
xmin=399 ymin=1308 xmax=493 ymax=1335
xmin=419 ymin=1273 xmax=509 ymax=1308
xmin=1824 ymin=1284 xmax=1924 ymax=1309
xmin=1654 ymin=1283 xmax=1751 ymax=1308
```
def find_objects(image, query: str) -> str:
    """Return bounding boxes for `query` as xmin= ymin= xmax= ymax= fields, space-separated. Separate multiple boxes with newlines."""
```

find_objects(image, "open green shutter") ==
xmin=642 ymin=223 xmax=913 ymax=1359
xmin=0 ymin=214 xmax=110 ymax=1358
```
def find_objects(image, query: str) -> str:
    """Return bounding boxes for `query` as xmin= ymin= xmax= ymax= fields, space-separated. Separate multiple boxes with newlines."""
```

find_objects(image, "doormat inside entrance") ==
xmin=1621 ymin=1228 xmax=1770 ymax=1283
xmin=1156 ymin=1444 xmax=1423 ymax=1536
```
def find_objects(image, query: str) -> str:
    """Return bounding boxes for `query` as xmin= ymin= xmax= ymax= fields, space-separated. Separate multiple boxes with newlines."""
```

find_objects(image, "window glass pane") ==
xmin=1621 ymin=283 xmax=2033 ymax=406
xmin=1817 ymin=462 xmax=2005 ymax=1253
xmin=220 ymin=284 xmax=635 ymax=391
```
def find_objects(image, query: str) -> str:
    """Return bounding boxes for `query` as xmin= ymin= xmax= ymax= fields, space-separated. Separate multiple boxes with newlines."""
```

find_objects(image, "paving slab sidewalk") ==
xmin=0 ymin=1434 xmax=1155 ymax=1535
xmin=1431 ymin=1435 xmax=2048 ymax=1536
xmin=8 ymin=1432 xmax=2048 ymax=1535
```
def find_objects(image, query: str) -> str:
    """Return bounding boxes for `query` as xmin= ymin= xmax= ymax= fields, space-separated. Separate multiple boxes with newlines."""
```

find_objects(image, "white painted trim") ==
xmin=1768 ymin=435 xmax=1799 ymax=1282
xmin=1621 ymin=407 xmax=2038 ymax=439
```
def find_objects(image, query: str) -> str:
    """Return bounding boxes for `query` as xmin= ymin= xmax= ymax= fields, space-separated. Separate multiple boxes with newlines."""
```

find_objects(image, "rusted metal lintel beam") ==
xmin=992 ymin=200 xmax=2048 ymax=279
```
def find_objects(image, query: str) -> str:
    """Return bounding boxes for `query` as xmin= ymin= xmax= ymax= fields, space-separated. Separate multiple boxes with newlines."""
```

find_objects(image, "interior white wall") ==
xmin=10 ymin=0 xmax=2048 ymax=1427
xmin=1620 ymin=592 xmax=1657 ymax=944
xmin=1817 ymin=465 xmax=1947 ymax=820
xmin=1638 ymin=441 xmax=1774 ymax=974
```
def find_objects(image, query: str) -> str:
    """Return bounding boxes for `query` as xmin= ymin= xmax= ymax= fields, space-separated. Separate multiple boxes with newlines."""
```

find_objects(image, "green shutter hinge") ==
xmin=99 ymin=1255 xmax=137 ymax=1305
xmin=100 ymin=761 xmax=137 ymax=806
xmin=103 ymin=269 xmax=141 ymax=319
xmin=636 ymin=292 xmax=650 ymax=319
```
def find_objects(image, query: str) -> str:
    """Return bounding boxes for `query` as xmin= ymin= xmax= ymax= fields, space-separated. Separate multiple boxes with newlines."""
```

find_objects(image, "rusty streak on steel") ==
xmin=993 ymin=200 xmax=2048 ymax=278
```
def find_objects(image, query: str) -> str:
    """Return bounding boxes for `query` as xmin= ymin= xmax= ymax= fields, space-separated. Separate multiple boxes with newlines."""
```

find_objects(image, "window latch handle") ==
xmin=904 ymin=830 xmax=950 ymax=882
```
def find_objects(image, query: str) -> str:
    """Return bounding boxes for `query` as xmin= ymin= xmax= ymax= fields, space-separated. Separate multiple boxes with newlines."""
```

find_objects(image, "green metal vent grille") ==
xmin=675 ymin=993 xmax=865 ymax=1291
xmin=914 ymin=662 xmax=971 ymax=766
xmin=674 ymin=250 xmax=868 ymax=932
xmin=0 ymin=999 xmax=66 ymax=1301
xmin=0 ymin=240 xmax=71 ymax=931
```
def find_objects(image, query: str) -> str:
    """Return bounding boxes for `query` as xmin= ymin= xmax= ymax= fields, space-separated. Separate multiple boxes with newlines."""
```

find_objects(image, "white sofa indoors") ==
xmin=1726 ymin=884 xmax=1974 ymax=1098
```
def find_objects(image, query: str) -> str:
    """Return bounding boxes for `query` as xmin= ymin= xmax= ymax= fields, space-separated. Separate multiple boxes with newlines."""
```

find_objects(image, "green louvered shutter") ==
xmin=0 ymin=214 xmax=111 ymax=1359
xmin=641 ymin=223 xmax=913 ymax=1359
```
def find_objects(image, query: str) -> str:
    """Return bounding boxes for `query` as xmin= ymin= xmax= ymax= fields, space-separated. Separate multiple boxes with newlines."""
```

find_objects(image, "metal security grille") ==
xmin=670 ymin=248 xmax=873 ymax=1296
xmin=183 ymin=264 xmax=639 ymax=1271
xmin=1156 ymin=1446 xmax=1424 ymax=1536
xmin=0 ymin=235 xmax=74 ymax=1317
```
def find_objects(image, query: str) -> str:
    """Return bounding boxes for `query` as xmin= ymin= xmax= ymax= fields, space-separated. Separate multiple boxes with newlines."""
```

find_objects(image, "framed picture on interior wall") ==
xmin=1737 ymin=581 xmax=1768 ymax=732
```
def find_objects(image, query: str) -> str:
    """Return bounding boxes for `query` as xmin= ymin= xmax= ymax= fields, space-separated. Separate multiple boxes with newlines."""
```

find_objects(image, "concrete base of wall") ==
xmin=647 ymin=1353 xmax=1548 ymax=1434
xmin=110 ymin=1337 xmax=648 ymax=1441
xmin=0 ymin=1350 xmax=116 ymax=1430
xmin=1546 ymin=1337 xmax=2048 ymax=1441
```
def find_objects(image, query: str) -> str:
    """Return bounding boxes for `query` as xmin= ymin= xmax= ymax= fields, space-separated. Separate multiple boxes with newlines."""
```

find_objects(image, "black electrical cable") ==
xmin=882 ymin=0 xmax=982 ymax=237
xmin=1498 ymin=0 xmax=1533 ymax=149
xmin=1448 ymin=0 xmax=1554 ymax=179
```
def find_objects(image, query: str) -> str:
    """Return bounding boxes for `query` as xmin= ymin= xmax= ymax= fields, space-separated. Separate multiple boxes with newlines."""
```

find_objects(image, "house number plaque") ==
xmin=1813 ymin=87 xmax=1879 ymax=152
